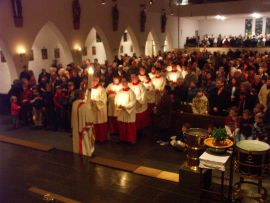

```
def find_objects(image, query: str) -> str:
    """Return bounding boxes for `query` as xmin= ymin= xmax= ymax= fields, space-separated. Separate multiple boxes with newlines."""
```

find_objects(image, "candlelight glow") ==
xmin=116 ymin=92 xmax=129 ymax=107
xmin=91 ymin=89 xmax=99 ymax=100
xmin=170 ymin=73 xmax=178 ymax=82
xmin=88 ymin=66 xmax=94 ymax=75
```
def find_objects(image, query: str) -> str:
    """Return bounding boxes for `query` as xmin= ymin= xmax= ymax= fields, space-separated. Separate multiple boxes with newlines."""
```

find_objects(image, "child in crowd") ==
xmin=191 ymin=88 xmax=208 ymax=115
xmin=31 ymin=89 xmax=44 ymax=129
xmin=252 ymin=113 xmax=269 ymax=143
xmin=170 ymin=122 xmax=191 ymax=150
xmin=225 ymin=106 xmax=240 ymax=139
xmin=237 ymin=109 xmax=254 ymax=141
xmin=10 ymin=96 xmax=21 ymax=129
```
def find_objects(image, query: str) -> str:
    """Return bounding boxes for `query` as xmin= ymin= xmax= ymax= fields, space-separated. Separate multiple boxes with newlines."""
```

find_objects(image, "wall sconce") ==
xmin=73 ymin=44 xmax=82 ymax=54
xmin=17 ymin=46 xmax=26 ymax=57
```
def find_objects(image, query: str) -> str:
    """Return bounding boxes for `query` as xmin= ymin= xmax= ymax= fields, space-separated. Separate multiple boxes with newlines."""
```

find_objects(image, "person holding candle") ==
xmin=166 ymin=63 xmax=182 ymax=85
xmin=106 ymin=75 xmax=122 ymax=134
xmin=90 ymin=75 xmax=108 ymax=142
xmin=115 ymin=76 xmax=137 ymax=144
xmin=71 ymin=89 xmax=95 ymax=157
xmin=151 ymin=68 xmax=166 ymax=104
xmin=129 ymin=73 xmax=148 ymax=130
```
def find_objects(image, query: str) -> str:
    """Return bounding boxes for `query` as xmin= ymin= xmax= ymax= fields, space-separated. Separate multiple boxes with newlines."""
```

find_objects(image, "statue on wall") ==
xmin=161 ymin=9 xmax=167 ymax=33
xmin=112 ymin=2 xmax=119 ymax=31
xmin=140 ymin=4 xmax=146 ymax=32
xmin=11 ymin=0 xmax=23 ymax=27
xmin=72 ymin=0 xmax=81 ymax=30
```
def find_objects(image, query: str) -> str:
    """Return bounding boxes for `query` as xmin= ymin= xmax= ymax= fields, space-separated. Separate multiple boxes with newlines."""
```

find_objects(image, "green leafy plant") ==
xmin=210 ymin=128 xmax=228 ymax=142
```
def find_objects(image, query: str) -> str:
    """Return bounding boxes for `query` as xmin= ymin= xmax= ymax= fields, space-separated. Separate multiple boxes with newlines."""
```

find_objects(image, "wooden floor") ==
xmin=1 ymin=116 xmax=270 ymax=202
xmin=0 ymin=142 xmax=214 ymax=203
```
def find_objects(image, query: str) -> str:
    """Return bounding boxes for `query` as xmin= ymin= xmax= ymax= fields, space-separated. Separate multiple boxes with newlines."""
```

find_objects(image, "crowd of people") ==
xmin=185 ymin=34 xmax=270 ymax=48
xmin=7 ymin=49 xmax=270 ymax=151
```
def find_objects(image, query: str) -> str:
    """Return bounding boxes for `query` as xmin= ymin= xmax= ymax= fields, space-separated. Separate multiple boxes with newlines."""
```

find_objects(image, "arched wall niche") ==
xmin=83 ymin=26 xmax=113 ymax=64
xmin=28 ymin=21 xmax=73 ymax=78
xmin=118 ymin=26 xmax=141 ymax=57
xmin=163 ymin=33 xmax=173 ymax=52
xmin=145 ymin=30 xmax=160 ymax=56
xmin=0 ymin=38 xmax=16 ymax=93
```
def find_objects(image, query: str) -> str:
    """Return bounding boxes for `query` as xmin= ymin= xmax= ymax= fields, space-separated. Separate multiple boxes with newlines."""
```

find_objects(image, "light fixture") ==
xmin=176 ymin=0 xmax=188 ymax=6
xmin=149 ymin=0 xmax=154 ymax=5
xmin=17 ymin=46 xmax=26 ymax=56
xmin=101 ymin=0 xmax=106 ymax=5
xmin=251 ymin=12 xmax=262 ymax=18
xmin=74 ymin=44 xmax=82 ymax=53
xmin=215 ymin=15 xmax=226 ymax=20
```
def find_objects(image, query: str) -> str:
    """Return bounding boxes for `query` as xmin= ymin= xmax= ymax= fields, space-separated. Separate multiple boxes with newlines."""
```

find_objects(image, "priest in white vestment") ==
xmin=90 ymin=76 xmax=108 ymax=142
xmin=106 ymin=75 xmax=122 ymax=134
xmin=71 ymin=90 xmax=95 ymax=157
xmin=115 ymin=77 xmax=137 ymax=144
xmin=129 ymin=73 xmax=149 ymax=129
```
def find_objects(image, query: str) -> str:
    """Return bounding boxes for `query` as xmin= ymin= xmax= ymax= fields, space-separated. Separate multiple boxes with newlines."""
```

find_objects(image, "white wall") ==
xmin=180 ymin=18 xmax=199 ymax=48
xmin=83 ymin=28 xmax=107 ymax=64
xmin=119 ymin=30 xmax=134 ymax=57
xmin=28 ymin=23 xmax=72 ymax=78
xmin=145 ymin=33 xmax=156 ymax=56
xmin=198 ymin=18 xmax=246 ymax=37
xmin=0 ymin=50 xmax=12 ymax=93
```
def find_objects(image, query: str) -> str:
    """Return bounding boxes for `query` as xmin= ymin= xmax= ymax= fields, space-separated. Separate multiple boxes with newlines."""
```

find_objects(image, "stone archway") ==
xmin=0 ymin=38 xmax=16 ymax=93
xmin=145 ymin=32 xmax=158 ymax=56
xmin=28 ymin=21 xmax=73 ymax=78
xmin=84 ymin=26 xmax=113 ymax=64
xmin=118 ymin=26 xmax=141 ymax=57
xmin=163 ymin=34 xmax=173 ymax=52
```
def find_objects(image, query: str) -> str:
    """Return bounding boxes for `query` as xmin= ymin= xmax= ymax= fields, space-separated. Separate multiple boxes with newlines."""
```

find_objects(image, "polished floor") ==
xmin=0 ymin=142 xmax=218 ymax=203
xmin=1 ymin=115 xmax=270 ymax=202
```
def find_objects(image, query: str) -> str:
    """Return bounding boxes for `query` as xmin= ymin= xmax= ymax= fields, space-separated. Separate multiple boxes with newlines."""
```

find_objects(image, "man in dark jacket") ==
xmin=208 ymin=77 xmax=230 ymax=116
xmin=154 ymin=85 xmax=172 ymax=141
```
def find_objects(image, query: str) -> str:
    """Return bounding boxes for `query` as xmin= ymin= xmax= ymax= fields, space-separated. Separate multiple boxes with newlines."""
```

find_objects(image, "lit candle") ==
xmin=170 ymin=73 xmax=178 ymax=82
xmin=87 ymin=66 xmax=94 ymax=89
xmin=116 ymin=92 xmax=129 ymax=108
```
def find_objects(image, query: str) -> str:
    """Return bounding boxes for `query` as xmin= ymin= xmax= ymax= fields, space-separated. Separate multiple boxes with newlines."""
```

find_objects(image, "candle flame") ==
xmin=88 ymin=66 xmax=94 ymax=75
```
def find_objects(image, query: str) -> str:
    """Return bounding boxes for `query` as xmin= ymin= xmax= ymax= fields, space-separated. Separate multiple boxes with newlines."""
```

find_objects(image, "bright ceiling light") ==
xmin=215 ymin=15 xmax=226 ymax=20
xmin=176 ymin=0 xmax=188 ymax=6
xmin=251 ymin=12 xmax=262 ymax=18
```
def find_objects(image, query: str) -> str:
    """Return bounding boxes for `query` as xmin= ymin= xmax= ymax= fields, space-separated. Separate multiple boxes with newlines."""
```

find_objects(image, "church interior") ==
xmin=1 ymin=0 xmax=270 ymax=202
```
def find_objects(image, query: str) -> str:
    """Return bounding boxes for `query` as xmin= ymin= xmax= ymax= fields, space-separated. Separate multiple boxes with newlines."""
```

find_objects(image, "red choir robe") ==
xmin=115 ymin=87 xmax=137 ymax=143
xmin=106 ymin=83 xmax=122 ymax=134
xmin=129 ymin=81 xmax=149 ymax=129
xmin=151 ymin=75 xmax=166 ymax=104
xmin=90 ymin=85 xmax=108 ymax=142
xmin=143 ymin=79 xmax=155 ymax=126
xmin=71 ymin=99 xmax=95 ymax=156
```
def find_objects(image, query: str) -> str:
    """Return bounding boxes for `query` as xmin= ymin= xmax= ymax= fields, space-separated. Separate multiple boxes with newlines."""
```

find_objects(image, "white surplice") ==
xmin=128 ymin=82 xmax=148 ymax=114
xmin=115 ymin=88 xmax=137 ymax=123
xmin=106 ymin=83 xmax=123 ymax=117
xmin=90 ymin=85 xmax=107 ymax=124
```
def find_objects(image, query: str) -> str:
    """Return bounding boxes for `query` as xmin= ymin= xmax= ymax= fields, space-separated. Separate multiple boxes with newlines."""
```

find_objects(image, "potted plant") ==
xmin=210 ymin=128 xmax=228 ymax=146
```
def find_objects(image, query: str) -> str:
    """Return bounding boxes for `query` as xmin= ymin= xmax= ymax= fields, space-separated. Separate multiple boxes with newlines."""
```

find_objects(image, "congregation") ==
xmin=185 ymin=34 xmax=270 ymax=47
xmin=7 ymin=49 xmax=270 ymax=149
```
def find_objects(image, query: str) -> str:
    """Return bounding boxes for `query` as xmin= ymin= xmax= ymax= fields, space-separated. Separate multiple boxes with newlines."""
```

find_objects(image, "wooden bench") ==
xmin=171 ymin=112 xmax=226 ymax=132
